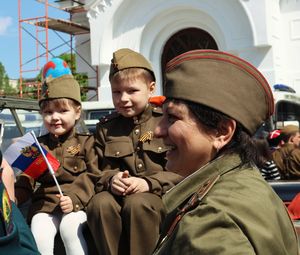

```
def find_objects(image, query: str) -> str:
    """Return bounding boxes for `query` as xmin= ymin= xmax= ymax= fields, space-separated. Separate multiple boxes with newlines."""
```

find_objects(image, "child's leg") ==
xmin=31 ymin=212 xmax=60 ymax=255
xmin=122 ymin=193 xmax=165 ymax=255
xmin=59 ymin=210 xmax=88 ymax=255
xmin=86 ymin=191 xmax=122 ymax=255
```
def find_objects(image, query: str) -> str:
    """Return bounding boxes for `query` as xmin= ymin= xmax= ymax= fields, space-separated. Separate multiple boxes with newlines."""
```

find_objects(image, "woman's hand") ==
xmin=56 ymin=195 xmax=73 ymax=213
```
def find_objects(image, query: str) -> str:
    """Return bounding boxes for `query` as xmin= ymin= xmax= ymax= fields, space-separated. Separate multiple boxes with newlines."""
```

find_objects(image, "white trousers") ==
xmin=31 ymin=211 xmax=88 ymax=255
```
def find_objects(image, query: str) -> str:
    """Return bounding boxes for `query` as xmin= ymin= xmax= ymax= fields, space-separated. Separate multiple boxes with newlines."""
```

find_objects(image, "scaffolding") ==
xmin=18 ymin=0 xmax=99 ymax=100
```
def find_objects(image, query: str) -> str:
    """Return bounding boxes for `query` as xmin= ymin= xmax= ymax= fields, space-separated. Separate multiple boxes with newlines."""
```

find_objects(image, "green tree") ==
xmin=0 ymin=62 xmax=17 ymax=96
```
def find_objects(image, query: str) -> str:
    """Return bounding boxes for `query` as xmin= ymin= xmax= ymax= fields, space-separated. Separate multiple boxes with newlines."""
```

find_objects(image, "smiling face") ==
xmin=154 ymin=100 xmax=218 ymax=177
xmin=110 ymin=68 xmax=155 ymax=118
xmin=41 ymin=99 xmax=81 ymax=137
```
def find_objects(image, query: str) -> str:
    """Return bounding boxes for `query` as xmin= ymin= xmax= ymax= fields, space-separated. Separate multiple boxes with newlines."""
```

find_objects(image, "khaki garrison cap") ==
xmin=164 ymin=50 xmax=274 ymax=135
xmin=40 ymin=75 xmax=81 ymax=105
xmin=109 ymin=48 xmax=155 ymax=81
xmin=39 ymin=58 xmax=81 ymax=105
xmin=281 ymin=125 xmax=299 ymax=136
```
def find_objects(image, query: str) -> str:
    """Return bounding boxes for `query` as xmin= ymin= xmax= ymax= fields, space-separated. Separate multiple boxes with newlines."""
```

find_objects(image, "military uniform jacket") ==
xmin=153 ymin=153 xmax=298 ymax=255
xmin=15 ymin=130 xmax=100 ymax=222
xmin=272 ymin=143 xmax=300 ymax=179
xmin=94 ymin=104 xmax=182 ymax=196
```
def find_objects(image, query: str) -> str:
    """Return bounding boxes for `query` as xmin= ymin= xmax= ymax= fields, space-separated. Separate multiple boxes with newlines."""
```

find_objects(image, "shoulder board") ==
xmin=99 ymin=111 xmax=120 ymax=124
xmin=151 ymin=104 xmax=163 ymax=114
xmin=75 ymin=132 xmax=92 ymax=136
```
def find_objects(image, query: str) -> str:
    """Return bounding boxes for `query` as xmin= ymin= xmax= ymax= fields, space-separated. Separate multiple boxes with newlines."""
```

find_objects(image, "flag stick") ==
xmin=30 ymin=131 xmax=63 ymax=196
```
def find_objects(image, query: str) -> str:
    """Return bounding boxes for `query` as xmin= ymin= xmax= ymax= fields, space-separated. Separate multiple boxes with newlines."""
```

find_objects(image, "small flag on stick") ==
xmin=4 ymin=131 xmax=63 ymax=196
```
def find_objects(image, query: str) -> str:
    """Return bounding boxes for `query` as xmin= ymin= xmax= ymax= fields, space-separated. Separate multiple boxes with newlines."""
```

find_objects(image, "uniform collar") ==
xmin=132 ymin=104 xmax=153 ymax=125
xmin=163 ymin=153 xmax=243 ymax=213
xmin=48 ymin=128 xmax=76 ymax=145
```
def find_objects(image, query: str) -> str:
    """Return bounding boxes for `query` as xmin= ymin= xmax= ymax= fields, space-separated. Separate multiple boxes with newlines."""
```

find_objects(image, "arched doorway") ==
xmin=161 ymin=28 xmax=218 ymax=88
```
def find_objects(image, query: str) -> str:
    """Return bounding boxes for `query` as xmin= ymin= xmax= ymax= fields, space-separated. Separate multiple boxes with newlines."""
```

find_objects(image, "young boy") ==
xmin=15 ymin=58 xmax=100 ymax=255
xmin=86 ymin=48 xmax=183 ymax=255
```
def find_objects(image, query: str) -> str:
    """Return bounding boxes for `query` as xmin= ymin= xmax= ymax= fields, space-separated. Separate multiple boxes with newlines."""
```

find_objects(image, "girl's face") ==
xmin=41 ymin=100 xmax=81 ymax=137
xmin=111 ymin=78 xmax=155 ymax=118
xmin=154 ymin=100 xmax=217 ymax=177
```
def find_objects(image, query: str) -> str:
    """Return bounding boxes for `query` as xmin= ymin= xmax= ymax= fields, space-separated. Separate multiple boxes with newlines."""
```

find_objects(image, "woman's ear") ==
xmin=213 ymin=119 xmax=236 ymax=151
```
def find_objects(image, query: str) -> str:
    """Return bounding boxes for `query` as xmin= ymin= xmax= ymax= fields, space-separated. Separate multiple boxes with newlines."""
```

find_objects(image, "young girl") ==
xmin=15 ymin=58 xmax=100 ymax=255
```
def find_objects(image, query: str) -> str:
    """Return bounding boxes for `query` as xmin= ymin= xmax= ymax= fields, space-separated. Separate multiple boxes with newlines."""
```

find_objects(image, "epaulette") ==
xmin=75 ymin=132 xmax=92 ymax=136
xmin=99 ymin=111 xmax=120 ymax=124
xmin=151 ymin=104 xmax=163 ymax=114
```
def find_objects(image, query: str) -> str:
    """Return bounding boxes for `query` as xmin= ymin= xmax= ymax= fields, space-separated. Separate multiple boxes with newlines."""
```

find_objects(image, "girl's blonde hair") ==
xmin=40 ymin=98 xmax=81 ymax=113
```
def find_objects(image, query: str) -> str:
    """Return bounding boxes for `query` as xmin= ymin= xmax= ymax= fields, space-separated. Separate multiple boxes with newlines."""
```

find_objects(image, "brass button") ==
xmin=75 ymin=204 xmax=79 ymax=209
xmin=136 ymin=146 xmax=140 ymax=151
xmin=137 ymin=163 xmax=143 ymax=169
xmin=74 ymin=166 xmax=78 ymax=171
xmin=115 ymin=151 xmax=120 ymax=156
xmin=133 ymin=117 xmax=139 ymax=124
xmin=158 ymin=147 xmax=162 ymax=152
xmin=134 ymin=129 xmax=140 ymax=135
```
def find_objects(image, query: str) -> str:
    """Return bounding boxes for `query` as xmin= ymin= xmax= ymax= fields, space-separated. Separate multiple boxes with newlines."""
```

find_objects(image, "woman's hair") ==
xmin=40 ymin=98 xmax=81 ymax=113
xmin=110 ymin=67 xmax=155 ymax=84
xmin=178 ymin=99 xmax=261 ymax=166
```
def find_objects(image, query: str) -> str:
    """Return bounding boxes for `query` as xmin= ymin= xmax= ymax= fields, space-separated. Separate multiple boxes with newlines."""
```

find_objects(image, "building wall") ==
xmin=80 ymin=0 xmax=300 ymax=103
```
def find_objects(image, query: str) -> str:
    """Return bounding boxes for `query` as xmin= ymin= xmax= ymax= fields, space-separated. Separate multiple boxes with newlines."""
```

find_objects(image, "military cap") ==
xmin=109 ymin=48 xmax=155 ymax=81
xmin=164 ymin=50 xmax=274 ymax=135
xmin=39 ymin=58 xmax=81 ymax=105
xmin=280 ymin=125 xmax=299 ymax=136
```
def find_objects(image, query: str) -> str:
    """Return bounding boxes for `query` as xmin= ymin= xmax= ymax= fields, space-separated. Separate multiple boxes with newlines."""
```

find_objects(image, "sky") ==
xmin=0 ymin=1 xmax=70 ymax=79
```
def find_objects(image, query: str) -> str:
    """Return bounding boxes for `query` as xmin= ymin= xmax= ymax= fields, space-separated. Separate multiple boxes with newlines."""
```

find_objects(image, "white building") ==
xmin=70 ymin=0 xmax=300 ymax=103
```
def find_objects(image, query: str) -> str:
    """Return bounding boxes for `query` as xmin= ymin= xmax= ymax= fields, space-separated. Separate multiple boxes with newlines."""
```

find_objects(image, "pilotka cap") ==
xmin=109 ymin=48 xmax=156 ymax=81
xmin=164 ymin=50 xmax=274 ymax=135
xmin=39 ymin=58 xmax=81 ymax=105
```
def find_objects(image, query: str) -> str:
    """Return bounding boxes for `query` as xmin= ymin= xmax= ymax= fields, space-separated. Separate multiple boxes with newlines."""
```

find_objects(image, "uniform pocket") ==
xmin=104 ymin=137 xmax=134 ymax=158
xmin=63 ymin=156 xmax=87 ymax=174
xmin=142 ymin=138 xmax=169 ymax=154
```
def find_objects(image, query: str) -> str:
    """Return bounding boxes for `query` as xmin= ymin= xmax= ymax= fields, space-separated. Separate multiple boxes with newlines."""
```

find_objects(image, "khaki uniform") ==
xmin=272 ymin=143 xmax=300 ymax=179
xmin=87 ymin=104 xmax=182 ymax=255
xmin=153 ymin=154 xmax=298 ymax=255
xmin=15 ymin=130 xmax=100 ymax=222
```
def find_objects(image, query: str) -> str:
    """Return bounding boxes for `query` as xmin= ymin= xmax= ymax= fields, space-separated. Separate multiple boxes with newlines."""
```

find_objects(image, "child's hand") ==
xmin=123 ymin=177 xmax=150 ymax=195
xmin=56 ymin=195 xmax=73 ymax=213
xmin=110 ymin=171 xmax=130 ymax=196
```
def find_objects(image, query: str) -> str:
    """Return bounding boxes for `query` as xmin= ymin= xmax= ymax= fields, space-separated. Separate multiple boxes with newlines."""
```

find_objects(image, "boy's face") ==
xmin=41 ymin=100 xmax=81 ymax=137
xmin=111 ymin=78 xmax=155 ymax=118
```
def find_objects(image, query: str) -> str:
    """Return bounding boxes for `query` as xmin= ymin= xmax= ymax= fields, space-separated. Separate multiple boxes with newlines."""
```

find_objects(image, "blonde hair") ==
xmin=40 ymin=98 xmax=81 ymax=113
xmin=110 ymin=68 xmax=155 ymax=85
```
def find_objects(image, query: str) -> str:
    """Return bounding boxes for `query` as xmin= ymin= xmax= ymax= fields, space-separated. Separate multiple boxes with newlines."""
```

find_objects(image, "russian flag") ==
xmin=4 ymin=132 xmax=60 ymax=180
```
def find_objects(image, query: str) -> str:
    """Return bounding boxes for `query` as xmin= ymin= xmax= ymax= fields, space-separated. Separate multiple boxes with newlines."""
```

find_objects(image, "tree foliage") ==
xmin=0 ymin=62 xmax=17 ymax=96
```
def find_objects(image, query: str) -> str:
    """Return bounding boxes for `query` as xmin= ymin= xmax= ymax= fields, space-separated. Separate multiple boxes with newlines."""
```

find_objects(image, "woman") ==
xmin=152 ymin=50 xmax=298 ymax=255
